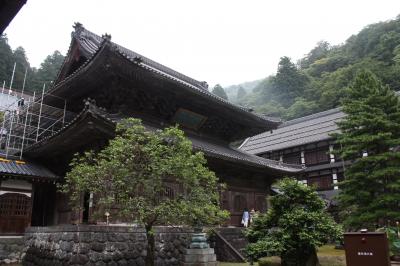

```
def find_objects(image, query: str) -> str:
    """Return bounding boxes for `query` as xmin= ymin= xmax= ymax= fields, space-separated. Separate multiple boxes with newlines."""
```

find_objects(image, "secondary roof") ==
xmin=240 ymin=108 xmax=345 ymax=154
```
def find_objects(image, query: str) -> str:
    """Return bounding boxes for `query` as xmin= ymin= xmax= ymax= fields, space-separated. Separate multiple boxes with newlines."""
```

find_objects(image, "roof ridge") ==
xmin=67 ymin=24 xmax=278 ymax=126
xmin=248 ymin=114 xmax=344 ymax=143
xmin=240 ymin=108 xmax=345 ymax=154
xmin=280 ymin=107 xmax=343 ymax=127
xmin=75 ymin=26 xmax=209 ymax=91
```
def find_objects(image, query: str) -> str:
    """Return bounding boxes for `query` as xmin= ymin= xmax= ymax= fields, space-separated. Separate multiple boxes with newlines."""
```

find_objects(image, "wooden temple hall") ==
xmin=0 ymin=23 xmax=303 ymax=234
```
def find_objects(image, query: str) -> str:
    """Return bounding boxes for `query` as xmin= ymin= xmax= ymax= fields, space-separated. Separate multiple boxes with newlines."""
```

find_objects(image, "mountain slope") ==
xmin=228 ymin=15 xmax=400 ymax=120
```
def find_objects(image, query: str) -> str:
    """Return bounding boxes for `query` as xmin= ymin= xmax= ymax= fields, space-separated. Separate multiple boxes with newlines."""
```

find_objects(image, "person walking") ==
xmin=241 ymin=208 xmax=250 ymax=227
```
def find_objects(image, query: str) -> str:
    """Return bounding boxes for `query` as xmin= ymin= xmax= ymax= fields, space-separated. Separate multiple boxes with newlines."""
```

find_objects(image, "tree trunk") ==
xmin=305 ymin=248 xmax=320 ymax=266
xmin=145 ymin=225 xmax=155 ymax=266
xmin=281 ymin=247 xmax=320 ymax=266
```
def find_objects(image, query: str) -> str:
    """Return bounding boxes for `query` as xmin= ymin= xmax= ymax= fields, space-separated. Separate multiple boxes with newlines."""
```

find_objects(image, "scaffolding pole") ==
xmin=21 ymin=67 xmax=28 ymax=96
xmin=0 ymin=60 xmax=64 ymax=158
xmin=36 ymin=84 xmax=46 ymax=142
xmin=5 ymin=110 xmax=14 ymax=158
xmin=20 ymin=100 xmax=30 ymax=159
xmin=9 ymin=62 xmax=16 ymax=92
xmin=0 ymin=110 xmax=7 ymax=149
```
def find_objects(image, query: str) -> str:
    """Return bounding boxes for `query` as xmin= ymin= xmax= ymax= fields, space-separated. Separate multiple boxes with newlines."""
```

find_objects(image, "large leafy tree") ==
xmin=298 ymin=40 xmax=331 ymax=69
xmin=212 ymin=84 xmax=228 ymax=100
xmin=61 ymin=118 xmax=228 ymax=266
xmin=245 ymin=178 xmax=341 ymax=266
xmin=334 ymin=71 xmax=400 ymax=229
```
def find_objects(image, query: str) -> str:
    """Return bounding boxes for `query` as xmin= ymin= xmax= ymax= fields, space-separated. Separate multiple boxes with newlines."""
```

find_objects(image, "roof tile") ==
xmin=241 ymin=108 xmax=345 ymax=154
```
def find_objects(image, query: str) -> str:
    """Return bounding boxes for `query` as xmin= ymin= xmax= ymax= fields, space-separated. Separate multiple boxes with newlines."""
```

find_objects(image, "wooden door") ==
xmin=0 ymin=193 xmax=31 ymax=234
xmin=230 ymin=191 xmax=248 ymax=226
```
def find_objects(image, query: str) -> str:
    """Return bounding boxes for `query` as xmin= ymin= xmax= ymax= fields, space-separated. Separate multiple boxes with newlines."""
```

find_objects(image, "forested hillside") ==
xmin=0 ymin=34 xmax=64 ymax=93
xmin=224 ymin=79 xmax=261 ymax=102
xmin=228 ymin=15 xmax=400 ymax=120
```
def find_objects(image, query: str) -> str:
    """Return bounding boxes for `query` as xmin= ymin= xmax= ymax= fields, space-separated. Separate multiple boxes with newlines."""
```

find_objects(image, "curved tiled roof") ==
xmin=50 ymin=24 xmax=280 ymax=129
xmin=189 ymin=136 xmax=303 ymax=173
xmin=240 ymin=108 xmax=345 ymax=154
xmin=0 ymin=156 xmax=58 ymax=180
xmin=25 ymin=103 xmax=303 ymax=174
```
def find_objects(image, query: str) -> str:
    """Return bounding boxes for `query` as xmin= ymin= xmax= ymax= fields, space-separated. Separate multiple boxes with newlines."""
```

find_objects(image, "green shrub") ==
xmin=245 ymin=178 xmax=342 ymax=265
xmin=377 ymin=227 xmax=400 ymax=256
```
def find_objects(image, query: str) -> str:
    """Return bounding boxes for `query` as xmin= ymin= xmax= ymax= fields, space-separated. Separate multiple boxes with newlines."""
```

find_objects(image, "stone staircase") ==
xmin=212 ymin=227 xmax=248 ymax=262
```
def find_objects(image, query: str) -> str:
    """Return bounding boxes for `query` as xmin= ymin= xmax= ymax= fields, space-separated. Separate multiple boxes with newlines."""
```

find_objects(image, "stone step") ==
xmin=183 ymin=254 xmax=217 ymax=263
xmin=215 ymin=228 xmax=245 ymax=236
xmin=185 ymin=248 xmax=215 ymax=255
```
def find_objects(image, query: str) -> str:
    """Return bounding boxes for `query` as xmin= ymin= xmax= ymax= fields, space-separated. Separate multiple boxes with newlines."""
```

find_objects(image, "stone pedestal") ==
xmin=182 ymin=233 xmax=217 ymax=266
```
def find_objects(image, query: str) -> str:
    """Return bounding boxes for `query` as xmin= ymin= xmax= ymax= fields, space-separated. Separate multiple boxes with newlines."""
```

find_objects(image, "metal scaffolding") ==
xmin=0 ymin=86 xmax=75 ymax=159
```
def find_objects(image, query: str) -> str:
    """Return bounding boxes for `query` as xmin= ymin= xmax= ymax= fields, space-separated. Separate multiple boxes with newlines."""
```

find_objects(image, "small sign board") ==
xmin=344 ymin=231 xmax=390 ymax=266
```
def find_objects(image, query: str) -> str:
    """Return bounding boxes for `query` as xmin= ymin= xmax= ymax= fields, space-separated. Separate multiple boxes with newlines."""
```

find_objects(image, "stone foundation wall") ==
xmin=0 ymin=236 xmax=25 ymax=264
xmin=23 ymin=225 xmax=193 ymax=266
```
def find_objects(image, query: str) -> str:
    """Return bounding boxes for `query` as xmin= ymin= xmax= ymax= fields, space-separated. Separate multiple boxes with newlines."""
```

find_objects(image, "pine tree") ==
xmin=335 ymin=71 xmax=400 ymax=229
xmin=212 ymin=84 xmax=228 ymax=100
xmin=0 ymin=34 xmax=14 ymax=86
xmin=271 ymin=56 xmax=309 ymax=107
xmin=245 ymin=178 xmax=341 ymax=266
xmin=30 ymin=50 xmax=65 ymax=92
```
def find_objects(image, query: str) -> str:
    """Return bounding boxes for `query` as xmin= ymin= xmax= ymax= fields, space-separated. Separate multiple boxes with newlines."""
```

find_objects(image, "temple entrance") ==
xmin=222 ymin=189 xmax=268 ymax=226
xmin=0 ymin=192 xmax=31 ymax=234
xmin=31 ymin=183 xmax=56 ymax=227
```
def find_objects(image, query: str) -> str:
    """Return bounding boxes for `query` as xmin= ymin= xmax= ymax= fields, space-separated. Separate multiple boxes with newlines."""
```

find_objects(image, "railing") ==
xmin=211 ymin=228 xmax=246 ymax=262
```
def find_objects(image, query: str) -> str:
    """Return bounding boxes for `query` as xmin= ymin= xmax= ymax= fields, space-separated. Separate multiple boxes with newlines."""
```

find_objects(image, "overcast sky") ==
xmin=4 ymin=0 xmax=400 ymax=87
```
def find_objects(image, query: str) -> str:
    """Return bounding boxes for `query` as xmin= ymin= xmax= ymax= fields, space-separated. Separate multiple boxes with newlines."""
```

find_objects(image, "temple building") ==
xmin=240 ymin=108 xmax=347 ymax=204
xmin=0 ymin=24 xmax=303 ymax=235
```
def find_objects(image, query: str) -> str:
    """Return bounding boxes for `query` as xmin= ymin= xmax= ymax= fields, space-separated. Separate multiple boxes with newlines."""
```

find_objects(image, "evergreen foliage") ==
xmin=334 ymin=71 xmax=400 ymax=229
xmin=245 ymin=178 xmax=342 ymax=266
xmin=235 ymin=15 xmax=400 ymax=120
xmin=271 ymin=56 xmax=309 ymax=108
xmin=0 ymin=34 xmax=15 ymax=88
xmin=0 ymin=34 xmax=64 ymax=92
xmin=30 ymin=51 xmax=65 ymax=91
xmin=212 ymin=84 xmax=228 ymax=100
xmin=60 ymin=118 xmax=228 ymax=266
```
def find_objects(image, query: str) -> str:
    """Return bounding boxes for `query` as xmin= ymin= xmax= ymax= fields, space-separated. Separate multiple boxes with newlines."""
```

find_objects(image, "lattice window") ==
xmin=163 ymin=186 xmax=175 ymax=199
xmin=0 ymin=193 xmax=30 ymax=216
xmin=308 ymin=175 xmax=332 ymax=191
xmin=283 ymin=152 xmax=301 ymax=164
xmin=157 ymin=186 xmax=175 ymax=201
xmin=305 ymin=148 xmax=330 ymax=165
xmin=316 ymin=149 xmax=330 ymax=163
